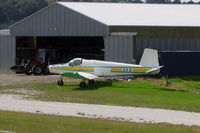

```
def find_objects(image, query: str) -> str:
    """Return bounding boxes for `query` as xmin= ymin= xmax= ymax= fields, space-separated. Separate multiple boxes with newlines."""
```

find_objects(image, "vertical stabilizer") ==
xmin=139 ymin=48 xmax=159 ymax=68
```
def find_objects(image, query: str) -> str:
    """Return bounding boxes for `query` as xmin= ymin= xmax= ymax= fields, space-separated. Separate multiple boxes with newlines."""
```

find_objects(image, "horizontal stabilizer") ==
xmin=146 ymin=66 xmax=163 ymax=74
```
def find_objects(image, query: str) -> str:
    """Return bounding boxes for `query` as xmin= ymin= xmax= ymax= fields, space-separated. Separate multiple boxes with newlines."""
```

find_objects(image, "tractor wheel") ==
xmin=80 ymin=82 xmax=86 ymax=88
xmin=25 ymin=65 xmax=32 ymax=75
xmin=57 ymin=80 xmax=64 ymax=86
xmin=88 ymin=79 xmax=95 ymax=85
xmin=33 ymin=65 xmax=43 ymax=75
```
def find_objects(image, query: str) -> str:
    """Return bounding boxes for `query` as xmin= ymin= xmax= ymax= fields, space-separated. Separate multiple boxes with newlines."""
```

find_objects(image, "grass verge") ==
xmin=0 ymin=111 xmax=200 ymax=133
xmin=154 ymin=76 xmax=200 ymax=94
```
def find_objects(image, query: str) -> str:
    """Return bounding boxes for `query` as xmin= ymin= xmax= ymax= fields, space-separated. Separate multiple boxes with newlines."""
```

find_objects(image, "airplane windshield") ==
xmin=68 ymin=58 xmax=82 ymax=66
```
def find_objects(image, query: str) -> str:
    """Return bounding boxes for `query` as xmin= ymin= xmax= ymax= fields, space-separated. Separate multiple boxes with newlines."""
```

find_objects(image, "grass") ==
xmin=155 ymin=76 xmax=200 ymax=94
xmin=0 ymin=111 xmax=200 ymax=133
xmin=1 ymin=79 xmax=200 ymax=112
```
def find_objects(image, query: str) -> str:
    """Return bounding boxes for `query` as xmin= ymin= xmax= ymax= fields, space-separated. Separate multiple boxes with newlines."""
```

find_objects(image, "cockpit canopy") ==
xmin=68 ymin=58 xmax=82 ymax=66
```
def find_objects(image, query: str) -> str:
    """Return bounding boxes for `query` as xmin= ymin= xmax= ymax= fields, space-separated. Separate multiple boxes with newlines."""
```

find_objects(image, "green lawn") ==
xmin=155 ymin=76 xmax=200 ymax=93
xmin=0 ymin=111 xmax=200 ymax=133
xmin=1 ymin=79 xmax=200 ymax=112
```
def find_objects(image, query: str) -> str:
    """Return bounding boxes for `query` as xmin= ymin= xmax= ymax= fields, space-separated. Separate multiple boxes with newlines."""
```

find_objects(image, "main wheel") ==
xmin=57 ymin=80 xmax=64 ymax=86
xmin=25 ymin=65 xmax=32 ymax=75
xmin=33 ymin=65 xmax=43 ymax=75
xmin=88 ymin=79 xmax=95 ymax=85
xmin=80 ymin=82 xmax=86 ymax=88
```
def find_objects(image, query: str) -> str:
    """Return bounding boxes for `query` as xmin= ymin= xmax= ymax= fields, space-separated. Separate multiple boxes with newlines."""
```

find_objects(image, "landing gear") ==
xmin=88 ymin=79 xmax=95 ymax=85
xmin=80 ymin=82 xmax=86 ymax=88
xmin=57 ymin=77 xmax=64 ymax=86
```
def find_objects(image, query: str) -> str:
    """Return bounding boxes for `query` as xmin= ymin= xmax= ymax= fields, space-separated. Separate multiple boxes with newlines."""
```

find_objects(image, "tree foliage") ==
xmin=0 ymin=0 xmax=48 ymax=29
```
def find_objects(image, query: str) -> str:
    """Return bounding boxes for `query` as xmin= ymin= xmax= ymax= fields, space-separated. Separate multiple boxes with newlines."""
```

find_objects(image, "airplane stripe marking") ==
xmin=133 ymin=68 xmax=151 ymax=72
xmin=111 ymin=68 xmax=123 ymax=72
xmin=51 ymin=67 xmax=94 ymax=71
xmin=111 ymin=67 xmax=151 ymax=73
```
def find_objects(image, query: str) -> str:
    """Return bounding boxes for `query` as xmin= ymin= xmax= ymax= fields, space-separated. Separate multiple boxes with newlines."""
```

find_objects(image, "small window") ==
xmin=73 ymin=59 xmax=82 ymax=66
xmin=68 ymin=58 xmax=82 ymax=66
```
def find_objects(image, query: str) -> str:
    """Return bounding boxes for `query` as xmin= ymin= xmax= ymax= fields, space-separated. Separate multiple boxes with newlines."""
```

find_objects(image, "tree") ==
xmin=0 ymin=0 xmax=48 ymax=28
xmin=0 ymin=6 xmax=7 ymax=23
xmin=172 ymin=0 xmax=181 ymax=4
xmin=187 ymin=0 xmax=195 ymax=4
xmin=145 ymin=0 xmax=171 ymax=3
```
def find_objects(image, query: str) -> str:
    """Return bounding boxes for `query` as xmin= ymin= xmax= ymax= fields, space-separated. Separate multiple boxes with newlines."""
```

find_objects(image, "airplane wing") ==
xmin=78 ymin=72 xmax=98 ymax=80
xmin=61 ymin=72 xmax=98 ymax=80
xmin=145 ymin=66 xmax=164 ymax=74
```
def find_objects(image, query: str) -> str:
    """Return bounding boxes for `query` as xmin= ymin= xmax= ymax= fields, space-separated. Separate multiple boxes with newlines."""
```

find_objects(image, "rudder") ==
xmin=139 ymin=48 xmax=159 ymax=68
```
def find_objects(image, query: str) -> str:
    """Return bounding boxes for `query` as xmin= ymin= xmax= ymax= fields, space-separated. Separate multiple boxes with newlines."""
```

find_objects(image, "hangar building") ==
xmin=1 ymin=2 xmax=200 ymax=73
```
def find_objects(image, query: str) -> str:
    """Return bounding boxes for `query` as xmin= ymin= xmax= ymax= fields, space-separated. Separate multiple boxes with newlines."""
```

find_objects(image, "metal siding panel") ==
xmin=60 ymin=6 xmax=65 ymax=36
xmin=49 ymin=7 xmax=53 ymax=36
xmin=6 ymin=37 xmax=9 ymax=72
xmin=196 ymin=40 xmax=200 ymax=50
xmin=69 ymin=9 xmax=74 ymax=36
xmin=135 ymin=38 xmax=200 ymax=61
xmin=52 ymin=5 xmax=56 ymax=36
xmin=114 ymin=36 xmax=118 ymax=61
xmin=109 ymin=37 xmax=114 ymax=61
xmin=104 ymin=36 xmax=133 ymax=63
xmin=119 ymin=36 xmax=123 ymax=62
xmin=0 ymin=36 xmax=15 ymax=73
xmin=118 ymin=36 xmax=121 ymax=62
xmin=10 ymin=3 xmax=108 ymax=36
xmin=2 ymin=37 xmax=5 ymax=72
xmin=77 ymin=14 xmax=83 ymax=36
xmin=0 ymin=38 xmax=2 ymax=72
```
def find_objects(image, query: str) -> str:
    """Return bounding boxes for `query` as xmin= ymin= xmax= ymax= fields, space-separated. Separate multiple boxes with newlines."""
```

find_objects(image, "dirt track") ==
xmin=0 ymin=74 xmax=79 ymax=86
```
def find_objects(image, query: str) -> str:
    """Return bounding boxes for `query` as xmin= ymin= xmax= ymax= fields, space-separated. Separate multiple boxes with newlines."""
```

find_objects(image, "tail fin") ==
xmin=139 ymin=48 xmax=159 ymax=68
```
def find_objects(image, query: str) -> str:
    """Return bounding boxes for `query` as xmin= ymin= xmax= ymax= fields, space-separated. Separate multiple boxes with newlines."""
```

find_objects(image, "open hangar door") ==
xmin=16 ymin=36 xmax=104 ymax=65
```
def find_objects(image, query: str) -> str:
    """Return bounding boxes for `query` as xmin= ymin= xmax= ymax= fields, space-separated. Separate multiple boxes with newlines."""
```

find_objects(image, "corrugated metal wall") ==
xmin=0 ymin=36 xmax=15 ymax=73
xmin=136 ymin=38 xmax=200 ymax=63
xmin=10 ymin=3 xmax=108 ymax=36
xmin=104 ymin=36 xmax=134 ymax=64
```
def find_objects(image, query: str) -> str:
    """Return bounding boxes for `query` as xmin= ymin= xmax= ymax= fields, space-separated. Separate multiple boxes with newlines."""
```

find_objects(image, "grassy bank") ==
xmin=1 ymin=79 xmax=200 ymax=112
xmin=0 ymin=111 xmax=200 ymax=133
xmin=155 ymin=76 xmax=200 ymax=93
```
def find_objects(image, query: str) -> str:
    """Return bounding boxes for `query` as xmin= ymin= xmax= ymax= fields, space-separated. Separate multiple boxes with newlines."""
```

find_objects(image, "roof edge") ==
xmin=57 ymin=2 xmax=108 ymax=27
xmin=0 ymin=29 xmax=10 ymax=36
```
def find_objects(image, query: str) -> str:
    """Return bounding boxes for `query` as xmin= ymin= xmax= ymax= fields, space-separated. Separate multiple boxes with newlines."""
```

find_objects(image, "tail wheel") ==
xmin=33 ymin=65 xmax=43 ymax=75
xmin=25 ymin=65 xmax=32 ymax=75
xmin=57 ymin=79 xmax=64 ymax=86
xmin=88 ymin=79 xmax=95 ymax=85
xmin=80 ymin=82 xmax=86 ymax=88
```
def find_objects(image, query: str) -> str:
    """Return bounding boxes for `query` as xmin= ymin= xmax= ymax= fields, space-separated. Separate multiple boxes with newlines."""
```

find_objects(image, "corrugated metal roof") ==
xmin=0 ymin=29 xmax=10 ymax=36
xmin=58 ymin=2 xmax=200 ymax=27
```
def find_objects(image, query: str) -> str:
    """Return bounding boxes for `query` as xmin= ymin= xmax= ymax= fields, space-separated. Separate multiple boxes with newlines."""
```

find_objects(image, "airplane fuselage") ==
xmin=49 ymin=59 xmax=155 ymax=77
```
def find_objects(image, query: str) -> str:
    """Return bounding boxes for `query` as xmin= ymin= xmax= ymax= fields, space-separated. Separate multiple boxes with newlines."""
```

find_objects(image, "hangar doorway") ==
xmin=16 ymin=36 xmax=104 ymax=65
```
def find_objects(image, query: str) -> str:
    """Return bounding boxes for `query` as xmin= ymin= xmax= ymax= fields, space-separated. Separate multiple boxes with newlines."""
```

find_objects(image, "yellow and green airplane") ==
xmin=49 ymin=48 xmax=163 ymax=87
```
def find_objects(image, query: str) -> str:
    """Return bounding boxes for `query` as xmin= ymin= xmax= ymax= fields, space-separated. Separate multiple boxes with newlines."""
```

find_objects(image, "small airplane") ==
xmin=49 ymin=48 xmax=163 ymax=87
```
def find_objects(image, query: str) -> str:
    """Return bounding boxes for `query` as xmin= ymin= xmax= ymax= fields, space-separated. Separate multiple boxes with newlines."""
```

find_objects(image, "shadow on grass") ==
xmin=73 ymin=81 xmax=113 ymax=90
xmin=159 ymin=88 xmax=186 ymax=93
